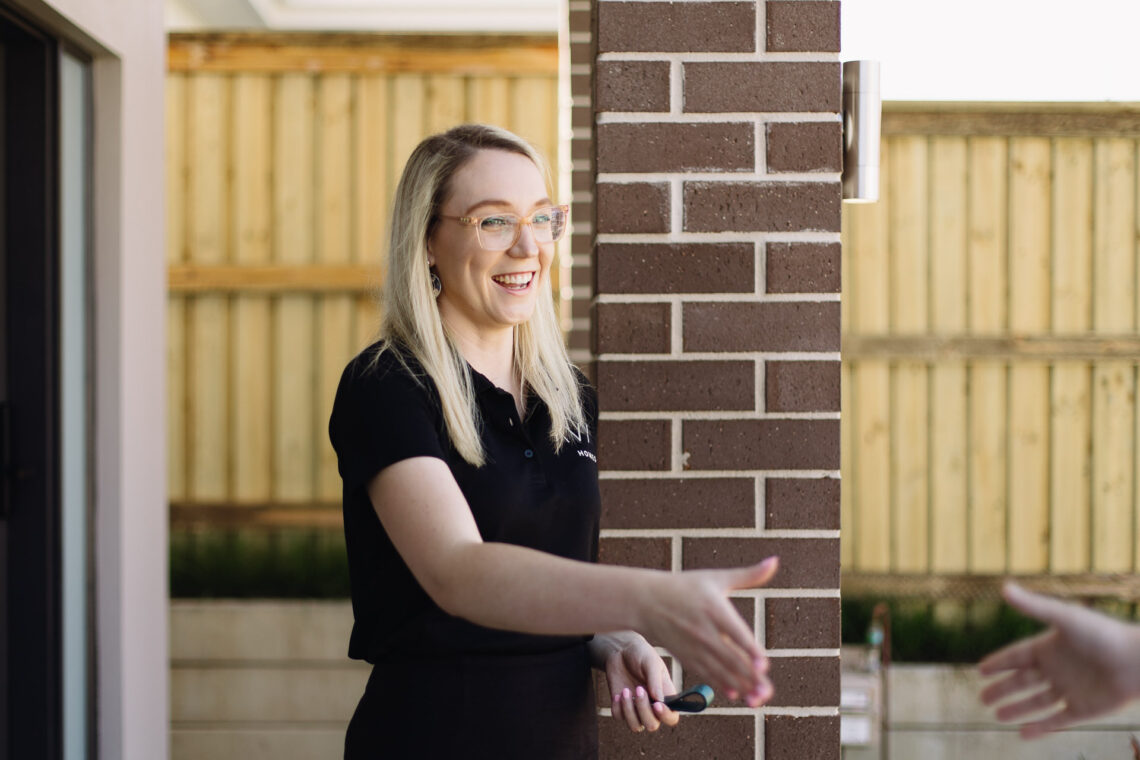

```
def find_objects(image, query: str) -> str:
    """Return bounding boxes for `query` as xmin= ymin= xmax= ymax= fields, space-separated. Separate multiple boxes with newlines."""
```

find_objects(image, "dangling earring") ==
xmin=430 ymin=269 xmax=442 ymax=298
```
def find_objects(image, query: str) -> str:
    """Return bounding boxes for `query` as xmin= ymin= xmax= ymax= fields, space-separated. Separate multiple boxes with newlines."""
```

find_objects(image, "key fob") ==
xmin=662 ymin=684 xmax=714 ymax=713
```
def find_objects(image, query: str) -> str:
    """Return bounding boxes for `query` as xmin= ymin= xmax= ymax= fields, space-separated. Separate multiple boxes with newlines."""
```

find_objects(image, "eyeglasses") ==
xmin=439 ymin=204 xmax=569 ymax=251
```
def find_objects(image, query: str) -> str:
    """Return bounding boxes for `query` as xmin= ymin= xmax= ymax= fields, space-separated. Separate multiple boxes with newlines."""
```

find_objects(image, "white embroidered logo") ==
xmin=566 ymin=426 xmax=591 ymax=445
xmin=577 ymin=449 xmax=597 ymax=463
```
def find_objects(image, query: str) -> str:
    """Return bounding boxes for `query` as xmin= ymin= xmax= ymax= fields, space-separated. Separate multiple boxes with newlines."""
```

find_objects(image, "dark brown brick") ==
xmin=598 ymin=2 xmax=755 ymax=54
xmin=767 ymin=121 xmax=842 ymax=173
xmin=766 ymin=360 xmax=840 ymax=412
xmin=598 ymin=536 xmax=672 ymax=570
xmin=570 ymin=262 xmax=593 ymax=289
xmin=596 ymin=61 xmax=670 ymax=112
xmin=571 ymin=296 xmax=592 ymax=321
xmin=683 ymin=419 xmax=839 ymax=470
xmin=571 ymin=72 xmax=592 ymax=98
xmin=683 ymin=181 xmax=840 ymax=233
xmin=569 ymin=7 xmax=592 ymax=34
xmin=571 ymin=138 xmax=593 ymax=162
xmin=599 ymin=419 xmax=671 ymax=471
xmin=766 ymin=1 xmax=841 ymax=52
xmin=597 ymin=242 xmax=754 ymax=295
xmin=684 ymin=62 xmax=840 ymax=113
xmin=578 ymin=360 xmax=597 ymax=385
xmin=765 ymin=715 xmax=841 ymax=760
xmin=598 ymin=360 xmax=754 ymax=412
xmin=765 ymin=597 xmax=840 ymax=649
xmin=731 ymin=597 xmax=755 ymax=631
xmin=681 ymin=537 xmax=840 ymax=588
xmin=568 ymin=328 xmax=592 ymax=351
xmin=570 ymin=232 xmax=593 ymax=256
xmin=766 ymin=656 xmax=840 ymax=706
xmin=569 ymin=327 xmax=591 ymax=355
xmin=571 ymin=199 xmax=594 ymax=225
xmin=572 ymin=169 xmax=594 ymax=193
xmin=598 ymin=122 xmax=754 ymax=173
xmin=601 ymin=477 xmax=754 ymax=529
xmin=766 ymin=242 xmax=840 ymax=293
xmin=596 ymin=302 xmax=670 ymax=354
xmin=599 ymin=715 xmax=754 ymax=760
xmin=571 ymin=105 xmax=593 ymax=129
xmin=683 ymin=302 xmax=841 ymax=352
xmin=766 ymin=477 xmax=840 ymax=530
xmin=597 ymin=182 xmax=670 ymax=233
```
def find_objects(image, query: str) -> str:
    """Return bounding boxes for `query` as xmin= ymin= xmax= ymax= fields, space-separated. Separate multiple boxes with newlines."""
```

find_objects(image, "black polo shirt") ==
xmin=329 ymin=342 xmax=601 ymax=664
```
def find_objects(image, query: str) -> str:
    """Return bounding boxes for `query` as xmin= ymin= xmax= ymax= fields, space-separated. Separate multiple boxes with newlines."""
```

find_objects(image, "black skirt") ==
xmin=344 ymin=643 xmax=598 ymax=760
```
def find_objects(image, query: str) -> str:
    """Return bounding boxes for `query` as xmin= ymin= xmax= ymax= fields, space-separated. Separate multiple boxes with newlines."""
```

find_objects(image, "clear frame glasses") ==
xmin=440 ymin=204 xmax=569 ymax=251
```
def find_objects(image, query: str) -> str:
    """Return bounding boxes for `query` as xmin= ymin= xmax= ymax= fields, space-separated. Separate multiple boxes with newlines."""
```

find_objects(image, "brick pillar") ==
xmin=581 ymin=2 xmax=843 ymax=758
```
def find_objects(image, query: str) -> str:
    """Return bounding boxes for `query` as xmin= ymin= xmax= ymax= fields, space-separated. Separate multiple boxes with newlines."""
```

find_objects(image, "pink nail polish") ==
xmin=623 ymin=687 xmax=632 ymax=700
xmin=636 ymin=686 xmax=646 ymax=699
xmin=652 ymin=701 xmax=664 ymax=714
xmin=726 ymin=689 xmax=739 ymax=700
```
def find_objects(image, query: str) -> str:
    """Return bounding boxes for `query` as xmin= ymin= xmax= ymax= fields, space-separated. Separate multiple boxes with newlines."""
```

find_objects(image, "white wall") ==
xmin=8 ymin=1 xmax=168 ymax=758
xmin=842 ymin=0 xmax=1140 ymax=101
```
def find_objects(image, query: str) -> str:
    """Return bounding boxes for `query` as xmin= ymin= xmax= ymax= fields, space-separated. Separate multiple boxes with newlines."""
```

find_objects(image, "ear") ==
xmin=426 ymin=239 xmax=436 ymax=268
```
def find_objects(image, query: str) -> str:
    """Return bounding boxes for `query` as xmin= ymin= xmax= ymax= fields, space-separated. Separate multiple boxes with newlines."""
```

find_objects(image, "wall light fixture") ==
xmin=842 ymin=60 xmax=882 ymax=203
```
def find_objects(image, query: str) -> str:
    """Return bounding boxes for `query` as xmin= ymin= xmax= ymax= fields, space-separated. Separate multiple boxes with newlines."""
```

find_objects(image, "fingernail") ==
xmin=613 ymin=693 xmax=621 ymax=704
xmin=623 ymin=688 xmax=632 ymax=700
xmin=726 ymin=689 xmax=738 ymax=700
xmin=653 ymin=701 xmax=664 ymax=714
xmin=636 ymin=686 xmax=647 ymax=699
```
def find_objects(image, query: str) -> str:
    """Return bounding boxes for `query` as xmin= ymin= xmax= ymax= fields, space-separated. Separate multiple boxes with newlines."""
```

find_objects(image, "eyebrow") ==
xmin=465 ymin=197 xmax=553 ymax=215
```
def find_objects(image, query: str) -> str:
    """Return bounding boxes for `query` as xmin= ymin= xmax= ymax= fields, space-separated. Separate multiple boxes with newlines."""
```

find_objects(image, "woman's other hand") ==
xmin=637 ymin=556 xmax=778 ymax=706
xmin=592 ymin=632 xmax=680 ymax=733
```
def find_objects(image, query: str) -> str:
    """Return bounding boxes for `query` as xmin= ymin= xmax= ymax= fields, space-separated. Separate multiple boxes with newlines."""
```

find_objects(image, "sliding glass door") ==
xmin=1 ymin=6 xmax=93 ymax=759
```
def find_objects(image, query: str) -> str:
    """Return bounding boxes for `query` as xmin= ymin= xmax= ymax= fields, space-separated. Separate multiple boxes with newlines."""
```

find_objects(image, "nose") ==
xmin=508 ymin=222 xmax=540 ymax=258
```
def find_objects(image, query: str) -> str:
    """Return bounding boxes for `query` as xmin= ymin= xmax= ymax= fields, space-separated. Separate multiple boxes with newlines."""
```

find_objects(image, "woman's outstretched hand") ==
xmin=591 ymin=632 xmax=681 ymax=733
xmin=637 ymin=556 xmax=778 ymax=706
xmin=979 ymin=583 xmax=1140 ymax=739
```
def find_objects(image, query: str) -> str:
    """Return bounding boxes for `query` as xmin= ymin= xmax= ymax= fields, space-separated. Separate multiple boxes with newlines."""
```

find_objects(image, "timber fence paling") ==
xmin=841 ymin=102 xmax=1140 ymax=580
xmin=167 ymin=33 xmax=560 ymax=528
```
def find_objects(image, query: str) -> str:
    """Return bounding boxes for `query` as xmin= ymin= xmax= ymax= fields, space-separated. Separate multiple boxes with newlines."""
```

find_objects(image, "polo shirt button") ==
xmin=524 ymin=449 xmax=534 ymax=458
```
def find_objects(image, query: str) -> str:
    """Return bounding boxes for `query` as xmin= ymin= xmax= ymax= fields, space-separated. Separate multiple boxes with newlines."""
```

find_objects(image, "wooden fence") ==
xmin=842 ymin=102 xmax=1140 ymax=578
xmin=166 ymin=34 xmax=558 ymax=523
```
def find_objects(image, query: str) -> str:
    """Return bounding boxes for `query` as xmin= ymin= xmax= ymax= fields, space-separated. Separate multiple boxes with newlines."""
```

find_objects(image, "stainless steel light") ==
xmin=842 ymin=60 xmax=881 ymax=203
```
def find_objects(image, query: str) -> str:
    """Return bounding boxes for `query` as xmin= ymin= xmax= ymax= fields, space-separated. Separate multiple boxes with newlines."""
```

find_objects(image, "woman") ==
xmin=329 ymin=124 xmax=777 ymax=759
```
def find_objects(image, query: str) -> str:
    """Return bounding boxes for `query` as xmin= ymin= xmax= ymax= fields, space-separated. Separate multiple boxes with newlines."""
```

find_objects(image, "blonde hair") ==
xmin=372 ymin=124 xmax=586 ymax=467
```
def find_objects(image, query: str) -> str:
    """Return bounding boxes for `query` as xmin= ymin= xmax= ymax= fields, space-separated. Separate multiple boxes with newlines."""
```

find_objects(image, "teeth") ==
xmin=492 ymin=272 xmax=533 ymax=286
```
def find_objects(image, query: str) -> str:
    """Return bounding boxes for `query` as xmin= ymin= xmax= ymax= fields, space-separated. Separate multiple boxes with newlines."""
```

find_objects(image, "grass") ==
xmin=170 ymin=527 xmax=351 ymax=599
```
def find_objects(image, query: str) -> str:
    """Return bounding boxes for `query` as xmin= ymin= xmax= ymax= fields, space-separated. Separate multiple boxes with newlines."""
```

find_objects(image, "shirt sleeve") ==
xmin=329 ymin=349 xmax=448 ymax=492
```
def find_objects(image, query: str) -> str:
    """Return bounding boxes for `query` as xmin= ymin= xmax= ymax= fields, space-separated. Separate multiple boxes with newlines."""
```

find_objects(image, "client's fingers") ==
xmin=1020 ymin=705 xmax=1077 ymax=740
xmin=1002 ymin=583 xmax=1073 ymax=628
xmin=979 ymin=667 xmax=1045 ymax=706
xmin=979 ymin=632 xmax=1049 ymax=676
xmin=994 ymin=685 xmax=1062 ymax=723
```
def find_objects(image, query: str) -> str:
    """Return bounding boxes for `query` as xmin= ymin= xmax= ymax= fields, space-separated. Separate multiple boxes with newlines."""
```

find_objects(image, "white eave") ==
xmin=167 ymin=0 xmax=562 ymax=33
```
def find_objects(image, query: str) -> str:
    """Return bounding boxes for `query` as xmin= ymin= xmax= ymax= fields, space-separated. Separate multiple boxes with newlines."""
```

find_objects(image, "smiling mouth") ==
xmin=491 ymin=272 xmax=535 ymax=291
